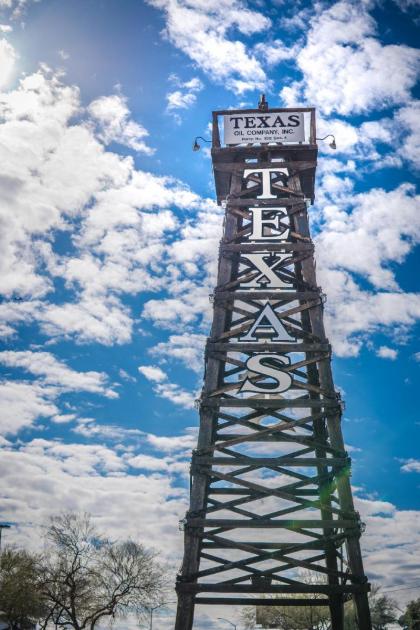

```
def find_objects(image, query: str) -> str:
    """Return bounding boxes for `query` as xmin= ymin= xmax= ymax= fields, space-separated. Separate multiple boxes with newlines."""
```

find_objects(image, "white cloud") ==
xmin=314 ymin=182 xmax=420 ymax=356
xmin=0 ymin=437 xmax=187 ymax=566
xmin=150 ymin=333 xmax=206 ymax=372
xmin=281 ymin=1 xmax=420 ymax=115
xmin=359 ymin=501 xmax=420 ymax=596
xmin=0 ymin=0 xmax=38 ymax=17
xmin=144 ymin=428 xmax=196 ymax=453
xmin=314 ymin=114 xmax=401 ymax=167
xmin=0 ymin=350 xmax=117 ymax=397
xmin=321 ymin=270 xmax=420 ymax=357
xmin=139 ymin=364 xmax=197 ymax=408
xmin=0 ymin=37 xmax=16 ymax=89
xmin=147 ymin=0 xmax=270 ymax=93
xmin=88 ymin=94 xmax=154 ymax=154
xmin=38 ymin=296 xmax=134 ymax=346
xmin=395 ymin=100 xmax=420 ymax=169
xmin=0 ymin=381 xmax=58 ymax=435
xmin=400 ymin=458 xmax=420 ymax=473
xmin=153 ymin=380 xmax=196 ymax=409
xmin=254 ymin=40 xmax=297 ymax=66
xmin=0 ymin=66 xmax=213 ymax=345
xmin=376 ymin=346 xmax=398 ymax=360
xmin=0 ymin=351 xmax=120 ymax=435
xmin=138 ymin=364 xmax=167 ymax=382
xmin=126 ymin=453 xmax=170 ymax=471
xmin=0 ymin=436 xmax=418 ymax=614
xmin=393 ymin=0 xmax=420 ymax=9
xmin=73 ymin=419 xmax=142 ymax=441
xmin=166 ymin=75 xmax=203 ymax=114
xmin=317 ymin=183 xmax=420 ymax=289
xmin=51 ymin=413 xmax=76 ymax=424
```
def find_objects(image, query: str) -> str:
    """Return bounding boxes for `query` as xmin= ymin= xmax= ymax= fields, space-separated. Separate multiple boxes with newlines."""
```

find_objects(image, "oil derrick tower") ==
xmin=174 ymin=102 xmax=371 ymax=630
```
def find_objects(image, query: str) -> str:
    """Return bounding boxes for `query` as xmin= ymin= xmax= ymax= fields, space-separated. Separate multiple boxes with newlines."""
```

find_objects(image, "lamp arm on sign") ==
xmin=192 ymin=136 xmax=211 ymax=151
xmin=217 ymin=618 xmax=237 ymax=630
xmin=316 ymin=134 xmax=337 ymax=149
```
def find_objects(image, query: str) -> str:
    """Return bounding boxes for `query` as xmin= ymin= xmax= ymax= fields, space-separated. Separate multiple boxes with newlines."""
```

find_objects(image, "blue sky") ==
xmin=0 ymin=0 xmax=419 ymax=627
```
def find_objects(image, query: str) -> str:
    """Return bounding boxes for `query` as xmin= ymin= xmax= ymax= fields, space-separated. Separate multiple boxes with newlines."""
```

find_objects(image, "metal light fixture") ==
xmin=192 ymin=136 xmax=211 ymax=151
xmin=217 ymin=617 xmax=237 ymax=630
xmin=316 ymin=134 xmax=337 ymax=149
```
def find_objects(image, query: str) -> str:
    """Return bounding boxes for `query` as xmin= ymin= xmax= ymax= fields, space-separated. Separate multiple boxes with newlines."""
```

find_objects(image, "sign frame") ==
xmin=224 ymin=111 xmax=305 ymax=145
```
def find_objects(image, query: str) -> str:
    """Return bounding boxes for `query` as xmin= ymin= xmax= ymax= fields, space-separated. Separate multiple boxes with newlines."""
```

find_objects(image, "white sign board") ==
xmin=224 ymin=111 xmax=305 ymax=145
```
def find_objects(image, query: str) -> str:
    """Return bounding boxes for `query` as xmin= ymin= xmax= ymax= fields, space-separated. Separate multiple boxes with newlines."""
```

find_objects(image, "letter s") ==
xmin=240 ymin=354 xmax=292 ymax=393
xmin=288 ymin=114 xmax=300 ymax=127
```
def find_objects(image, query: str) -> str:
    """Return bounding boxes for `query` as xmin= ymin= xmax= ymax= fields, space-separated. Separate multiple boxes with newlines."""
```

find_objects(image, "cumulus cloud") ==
xmin=166 ymin=75 xmax=203 ymax=116
xmin=150 ymin=333 xmax=206 ymax=372
xmin=138 ymin=364 xmax=167 ymax=382
xmin=376 ymin=346 xmax=398 ymax=360
xmin=0 ymin=433 xmax=418 ymax=612
xmin=0 ymin=351 xmax=119 ymax=435
xmin=0 ymin=38 xmax=15 ymax=88
xmin=281 ymin=1 xmax=420 ymax=115
xmin=254 ymin=40 xmax=297 ymax=66
xmin=0 ymin=437 xmax=187 ymax=560
xmin=0 ymin=381 xmax=58 ymax=435
xmin=316 ymin=183 xmax=420 ymax=290
xmin=400 ymin=458 xmax=420 ymax=473
xmin=0 ymin=0 xmax=35 ymax=17
xmin=144 ymin=427 xmax=196 ymax=453
xmin=147 ymin=0 xmax=270 ymax=93
xmin=0 ymin=350 xmax=117 ymax=396
xmin=395 ymin=100 xmax=420 ymax=169
xmin=0 ymin=66 xmax=212 ymax=345
xmin=355 ymin=495 xmax=420 ymax=591
xmin=139 ymin=364 xmax=197 ymax=408
xmin=72 ymin=419 xmax=142 ymax=441
xmin=312 ymin=181 xmax=420 ymax=356
xmin=88 ymin=94 xmax=154 ymax=154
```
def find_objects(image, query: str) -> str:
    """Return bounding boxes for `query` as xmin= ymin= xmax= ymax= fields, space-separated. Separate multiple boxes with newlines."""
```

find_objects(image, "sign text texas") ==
xmin=224 ymin=111 xmax=305 ymax=145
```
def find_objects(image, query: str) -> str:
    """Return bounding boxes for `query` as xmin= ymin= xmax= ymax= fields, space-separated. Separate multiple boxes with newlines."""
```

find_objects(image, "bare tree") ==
xmin=39 ymin=513 xmax=166 ymax=629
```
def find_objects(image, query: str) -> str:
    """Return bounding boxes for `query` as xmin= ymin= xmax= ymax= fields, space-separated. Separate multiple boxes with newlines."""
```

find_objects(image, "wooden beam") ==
xmin=178 ymin=583 xmax=370 ymax=594
xmin=188 ymin=519 xmax=357 ymax=528
xmin=195 ymin=597 xmax=331 ymax=606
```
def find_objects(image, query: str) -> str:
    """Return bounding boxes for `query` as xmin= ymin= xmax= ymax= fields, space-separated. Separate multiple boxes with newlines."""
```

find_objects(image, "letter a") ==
xmin=240 ymin=303 xmax=295 ymax=342
xmin=240 ymin=354 xmax=292 ymax=393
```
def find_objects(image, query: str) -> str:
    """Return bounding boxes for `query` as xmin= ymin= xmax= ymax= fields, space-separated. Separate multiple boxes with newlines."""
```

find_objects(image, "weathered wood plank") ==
xmin=197 ymin=456 xmax=349 ymax=467
xmin=195 ymin=597 xmax=331 ymax=606
xmin=188 ymin=519 xmax=356 ymax=528
xmin=179 ymin=583 xmax=370 ymax=594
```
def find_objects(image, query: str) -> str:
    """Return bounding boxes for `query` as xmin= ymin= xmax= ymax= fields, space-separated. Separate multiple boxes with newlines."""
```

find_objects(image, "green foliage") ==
xmin=254 ymin=599 xmax=331 ymax=630
xmin=0 ymin=547 xmax=47 ymax=629
xmin=242 ymin=581 xmax=399 ymax=630
xmin=399 ymin=598 xmax=420 ymax=629
xmin=340 ymin=586 xmax=399 ymax=630
xmin=39 ymin=512 xmax=167 ymax=630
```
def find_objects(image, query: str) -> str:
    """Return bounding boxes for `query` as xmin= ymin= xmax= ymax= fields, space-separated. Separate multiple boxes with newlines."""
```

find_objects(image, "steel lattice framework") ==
xmin=174 ymin=106 xmax=372 ymax=630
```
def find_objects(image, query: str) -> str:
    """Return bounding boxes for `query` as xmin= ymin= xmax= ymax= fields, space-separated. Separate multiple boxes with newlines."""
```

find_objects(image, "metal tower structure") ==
xmin=174 ymin=104 xmax=371 ymax=630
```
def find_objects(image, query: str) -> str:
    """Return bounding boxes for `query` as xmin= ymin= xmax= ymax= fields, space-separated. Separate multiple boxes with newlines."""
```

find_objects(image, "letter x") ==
xmin=240 ymin=253 xmax=292 ymax=289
